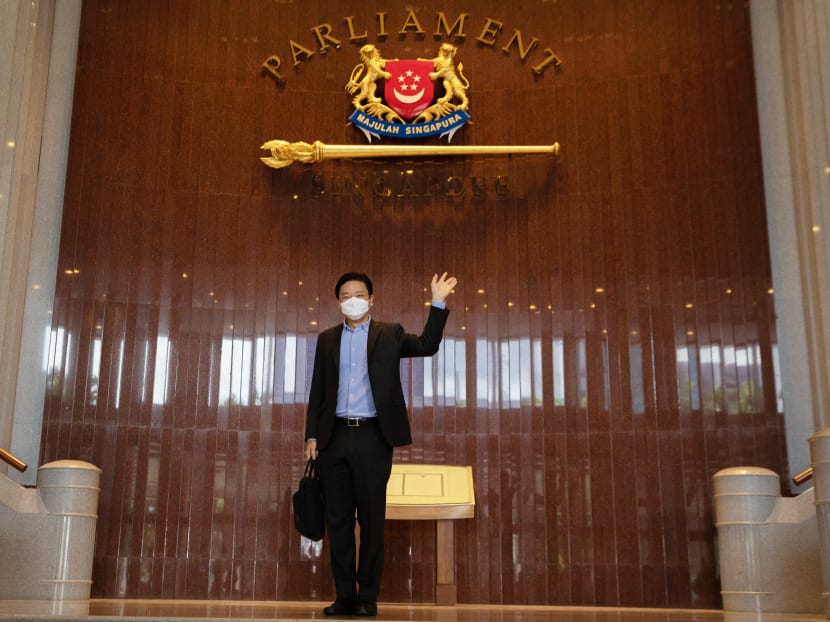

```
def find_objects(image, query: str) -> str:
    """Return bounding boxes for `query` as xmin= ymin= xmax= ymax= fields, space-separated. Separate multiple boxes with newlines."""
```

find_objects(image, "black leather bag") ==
xmin=292 ymin=458 xmax=325 ymax=541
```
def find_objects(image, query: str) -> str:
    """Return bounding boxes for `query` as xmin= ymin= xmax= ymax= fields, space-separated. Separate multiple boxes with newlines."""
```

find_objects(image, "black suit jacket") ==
xmin=306 ymin=305 xmax=450 ymax=449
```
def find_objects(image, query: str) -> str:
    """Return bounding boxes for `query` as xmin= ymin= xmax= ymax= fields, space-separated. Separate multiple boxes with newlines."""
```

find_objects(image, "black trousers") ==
xmin=316 ymin=419 xmax=393 ymax=602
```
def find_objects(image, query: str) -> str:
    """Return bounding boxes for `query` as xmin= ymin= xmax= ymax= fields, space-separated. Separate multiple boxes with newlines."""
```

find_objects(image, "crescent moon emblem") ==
xmin=393 ymin=88 xmax=426 ymax=104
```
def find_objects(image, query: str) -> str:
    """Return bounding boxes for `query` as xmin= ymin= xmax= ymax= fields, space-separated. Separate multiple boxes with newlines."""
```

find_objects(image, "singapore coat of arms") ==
xmin=346 ymin=43 xmax=471 ymax=142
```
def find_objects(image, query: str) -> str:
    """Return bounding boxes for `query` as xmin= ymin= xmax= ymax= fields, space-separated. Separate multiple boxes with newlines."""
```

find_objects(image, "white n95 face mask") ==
xmin=340 ymin=297 xmax=370 ymax=321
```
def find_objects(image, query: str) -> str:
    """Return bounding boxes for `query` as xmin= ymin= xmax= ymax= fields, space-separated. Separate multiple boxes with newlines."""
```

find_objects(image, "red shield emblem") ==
xmin=384 ymin=60 xmax=435 ymax=120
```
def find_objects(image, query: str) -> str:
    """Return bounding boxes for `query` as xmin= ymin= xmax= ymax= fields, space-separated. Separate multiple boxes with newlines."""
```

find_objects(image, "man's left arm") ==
xmin=401 ymin=272 xmax=458 ymax=356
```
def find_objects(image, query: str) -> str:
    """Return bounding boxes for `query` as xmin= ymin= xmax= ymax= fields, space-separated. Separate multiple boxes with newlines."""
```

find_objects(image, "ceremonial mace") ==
xmin=260 ymin=140 xmax=560 ymax=169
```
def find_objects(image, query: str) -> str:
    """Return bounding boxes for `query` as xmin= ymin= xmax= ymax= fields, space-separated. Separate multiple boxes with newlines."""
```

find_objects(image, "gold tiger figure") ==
xmin=423 ymin=43 xmax=469 ymax=111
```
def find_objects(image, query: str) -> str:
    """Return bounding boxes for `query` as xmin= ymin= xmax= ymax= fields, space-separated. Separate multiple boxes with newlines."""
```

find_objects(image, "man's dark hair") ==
xmin=334 ymin=272 xmax=373 ymax=298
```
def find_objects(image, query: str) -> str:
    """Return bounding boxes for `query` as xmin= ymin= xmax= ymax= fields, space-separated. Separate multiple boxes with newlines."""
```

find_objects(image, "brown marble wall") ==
xmin=40 ymin=0 xmax=786 ymax=609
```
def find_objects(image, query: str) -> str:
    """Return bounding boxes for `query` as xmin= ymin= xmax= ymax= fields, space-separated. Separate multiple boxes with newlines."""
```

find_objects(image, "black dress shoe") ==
xmin=323 ymin=599 xmax=355 ymax=616
xmin=354 ymin=600 xmax=377 ymax=617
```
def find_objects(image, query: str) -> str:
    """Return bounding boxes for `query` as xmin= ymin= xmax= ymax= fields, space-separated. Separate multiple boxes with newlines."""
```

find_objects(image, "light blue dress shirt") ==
xmin=334 ymin=301 xmax=446 ymax=420
xmin=336 ymin=319 xmax=376 ymax=419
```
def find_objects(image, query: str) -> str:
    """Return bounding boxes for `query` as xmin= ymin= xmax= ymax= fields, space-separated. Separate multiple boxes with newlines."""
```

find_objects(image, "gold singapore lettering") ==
xmin=373 ymin=175 xmax=392 ymax=197
xmin=310 ymin=172 xmax=510 ymax=199
xmin=422 ymin=177 xmax=443 ymax=196
xmin=444 ymin=176 xmax=464 ymax=197
xmin=494 ymin=176 xmax=509 ymax=195
xmin=471 ymin=176 xmax=486 ymax=198
xmin=311 ymin=175 xmax=326 ymax=197
xmin=330 ymin=176 xmax=365 ymax=197
xmin=397 ymin=172 xmax=418 ymax=198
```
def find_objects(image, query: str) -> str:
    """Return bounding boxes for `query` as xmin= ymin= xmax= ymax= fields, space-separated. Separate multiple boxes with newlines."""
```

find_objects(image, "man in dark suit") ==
xmin=304 ymin=271 xmax=457 ymax=617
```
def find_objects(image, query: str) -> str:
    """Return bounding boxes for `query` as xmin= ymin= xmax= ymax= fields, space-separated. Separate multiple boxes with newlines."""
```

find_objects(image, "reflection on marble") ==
xmin=0 ymin=600 xmax=824 ymax=622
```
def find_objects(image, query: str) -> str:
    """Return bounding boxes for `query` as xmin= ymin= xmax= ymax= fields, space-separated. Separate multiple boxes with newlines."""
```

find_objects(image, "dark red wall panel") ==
xmin=42 ymin=0 xmax=785 ymax=608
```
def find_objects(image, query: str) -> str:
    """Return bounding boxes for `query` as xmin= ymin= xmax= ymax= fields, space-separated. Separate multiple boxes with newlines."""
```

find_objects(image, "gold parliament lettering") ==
xmin=310 ymin=171 xmax=510 ymax=199
xmin=261 ymin=9 xmax=562 ymax=85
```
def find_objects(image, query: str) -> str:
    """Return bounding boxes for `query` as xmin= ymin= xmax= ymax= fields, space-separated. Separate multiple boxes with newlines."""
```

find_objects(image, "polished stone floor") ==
xmin=0 ymin=601 xmax=824 ymax=622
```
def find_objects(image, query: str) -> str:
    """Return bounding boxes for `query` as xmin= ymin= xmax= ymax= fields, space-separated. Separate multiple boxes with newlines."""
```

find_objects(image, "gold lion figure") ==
xmin=346 ymin=44 xmax=403 ymax=123
xmin=415 ymin=43 xmax=470 ymax=123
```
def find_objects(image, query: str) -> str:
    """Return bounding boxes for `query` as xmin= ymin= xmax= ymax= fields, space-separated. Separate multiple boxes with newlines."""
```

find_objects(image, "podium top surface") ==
xmin=386 ymin=464 xmax=475 ymax=520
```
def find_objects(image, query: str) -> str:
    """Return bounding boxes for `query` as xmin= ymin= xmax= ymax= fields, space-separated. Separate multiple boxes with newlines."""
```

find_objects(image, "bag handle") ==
xmin=304 ymin=457 xmax=319 ymax=479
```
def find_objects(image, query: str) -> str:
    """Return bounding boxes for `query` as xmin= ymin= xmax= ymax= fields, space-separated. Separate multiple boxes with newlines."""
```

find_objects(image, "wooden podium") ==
xmin=385 ymin=464 xmax=475 ymax=604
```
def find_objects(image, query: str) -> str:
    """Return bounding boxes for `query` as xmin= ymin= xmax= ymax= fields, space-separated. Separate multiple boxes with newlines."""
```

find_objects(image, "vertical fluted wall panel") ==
xmin=40 ymin=0 xmax=786 ymax=609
